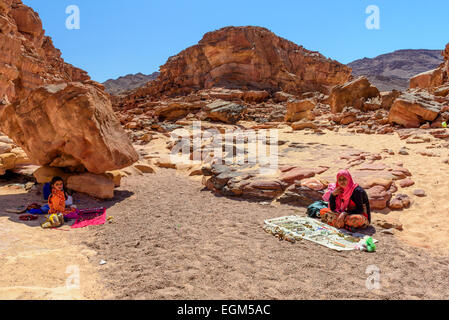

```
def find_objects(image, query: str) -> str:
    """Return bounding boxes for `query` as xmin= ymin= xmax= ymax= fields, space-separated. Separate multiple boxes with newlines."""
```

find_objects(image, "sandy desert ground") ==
xmin=1 ymin=128 xmax=449 ymax=300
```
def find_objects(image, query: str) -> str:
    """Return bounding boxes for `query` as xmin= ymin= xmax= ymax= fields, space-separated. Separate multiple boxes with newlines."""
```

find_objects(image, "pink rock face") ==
xmin=122 ymin=26 xmax=351 ymax=105
xmin=0 ymin=0 xmax=138 ymax=173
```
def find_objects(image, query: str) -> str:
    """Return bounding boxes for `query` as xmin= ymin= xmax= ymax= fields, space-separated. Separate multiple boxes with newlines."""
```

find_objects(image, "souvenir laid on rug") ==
xmin=264 ymin=216 xmax=378 ymax=252
xmin=71 ymin=207 xmax=107 ymax=229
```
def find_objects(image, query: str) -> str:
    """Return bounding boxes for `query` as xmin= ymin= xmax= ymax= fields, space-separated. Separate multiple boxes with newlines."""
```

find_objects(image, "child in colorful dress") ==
xmin=41 ymin=176 xmax=78 ymax=229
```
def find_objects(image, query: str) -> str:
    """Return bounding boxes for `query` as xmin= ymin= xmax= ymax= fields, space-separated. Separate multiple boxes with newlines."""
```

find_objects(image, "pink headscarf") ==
xmin=323 ymin=170 xmax=359 ymax=213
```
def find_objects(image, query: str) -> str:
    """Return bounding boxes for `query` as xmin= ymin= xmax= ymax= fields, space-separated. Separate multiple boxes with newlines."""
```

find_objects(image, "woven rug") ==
xmin=264 ymin=215 xmax=377 ymax=252
xmin=71 ymin=207 xmax=107 ymax=229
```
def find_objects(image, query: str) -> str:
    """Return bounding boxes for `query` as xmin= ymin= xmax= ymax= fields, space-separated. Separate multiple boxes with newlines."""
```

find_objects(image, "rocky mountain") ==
xmin=122 ymin=26 xmax=351 ymax=105
xmin=348 ymin=49 xmax=444 ymax=92
xmin=103 ymin=72 xmax=159 ymax=95
xmin=0 ymin=0 xmax=137 ymax=177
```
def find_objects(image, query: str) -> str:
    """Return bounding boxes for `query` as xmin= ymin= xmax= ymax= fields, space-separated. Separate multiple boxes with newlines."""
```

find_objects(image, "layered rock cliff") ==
xmin=121 ymin=26 xmax=352 ymax=106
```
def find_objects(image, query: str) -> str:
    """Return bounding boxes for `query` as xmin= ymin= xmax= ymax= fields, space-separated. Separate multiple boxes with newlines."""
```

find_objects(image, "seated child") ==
xmin=41 ymin=176 xmax=78 ymax=229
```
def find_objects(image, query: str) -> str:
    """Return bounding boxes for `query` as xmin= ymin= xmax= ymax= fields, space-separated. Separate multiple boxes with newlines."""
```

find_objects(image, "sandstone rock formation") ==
xmin=328 ymin=77 xmax=380 ymax=113
xmin=409 ymin=43 xmax=449 ymax=92
xmin=1 ymin=82 xmax=139 ymax=173
xmin=204 ymin=100 xmax=246 ymax=124
xmin=0 ymin=132 xmax=31 ymax=175
xmin=0 ymin=0 xmax=89 ymax=103
xmin=0 ymin=0 xmax=138 ymax=175
xmin=285 ymin=99 xmax=316 ymax=122
xmin=67 ymin=173 xmax=115 ymax=199
xmin=121 ymin=26 xmax=352 ymax=105
xmin=388 ymin=91 xmax=442 ymax=128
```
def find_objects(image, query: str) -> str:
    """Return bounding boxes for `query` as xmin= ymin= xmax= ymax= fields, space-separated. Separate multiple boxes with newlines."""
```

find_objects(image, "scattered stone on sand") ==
xmin=399 ymin=179 xmax=415 ymax=188
xmin=366 ymin=185 xmax=393 ymax=210
xmin=374 ymin=216 xmax=404 ymax=231
xmin=413 ymin=189 xmax=427 ymax=197
xmin=291 ymin=121 xmax=318 ymax=131
xmin=133 ymin=161 xmax=157 ymax=174
xmin=389 ymin=194 xmax=412 ymax=210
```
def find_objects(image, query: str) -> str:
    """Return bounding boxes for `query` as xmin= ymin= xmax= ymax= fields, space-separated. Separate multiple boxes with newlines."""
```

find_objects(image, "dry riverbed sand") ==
xmin=1 ymin=129 xmax=449 ymax=299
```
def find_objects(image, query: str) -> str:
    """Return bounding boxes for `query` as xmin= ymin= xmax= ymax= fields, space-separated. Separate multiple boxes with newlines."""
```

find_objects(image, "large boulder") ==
xmin=154 ymin=101 xmax=203 ymax=121
xmin=33 ymin=166 xmax=70 ymax=184
xmin=328 ymin=76 xmax=380 ymax=113
xmin=67 ymin=173 xmax=115 ymax=199
xmin=388 ymin=91 xmax=442 ymax=128
xmin=204 ymin=100 xmax=246 ymax=124
xmin=410 ymin=68 xmax=445 ymax=90
xmin=0 ymin=1 xmax=138 ymax=174
xmin=380 ymin=90 xmax=401 ymax=110
xmin=285 ymin=99 xmax=316 ymax=122
xmin=0 ymin=82 xmax=139 ymax=173
xmin=409 ymin=43 xmax=449 ymax=91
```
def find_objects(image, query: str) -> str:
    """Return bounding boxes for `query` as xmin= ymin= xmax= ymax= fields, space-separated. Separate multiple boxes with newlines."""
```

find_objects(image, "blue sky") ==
xmin=23 ymin=0 xmax=449 ymax=83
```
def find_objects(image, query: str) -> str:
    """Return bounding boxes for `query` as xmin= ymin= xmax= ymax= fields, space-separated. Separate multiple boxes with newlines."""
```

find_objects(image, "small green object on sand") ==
xmin=366 ymin=237 xmax=376 ymax=253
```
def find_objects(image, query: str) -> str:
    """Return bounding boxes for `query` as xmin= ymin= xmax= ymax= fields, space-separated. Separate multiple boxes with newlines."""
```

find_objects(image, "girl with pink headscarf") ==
xmin=321 ymin=170 xmax=371 ymax=231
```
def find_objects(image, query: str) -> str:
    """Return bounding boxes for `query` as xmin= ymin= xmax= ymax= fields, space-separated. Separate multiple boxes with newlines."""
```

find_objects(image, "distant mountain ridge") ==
xmin=103 ymin=72 xmax=160 ymax=95
xmin=348 ymin=49 xmax=444 ymax=91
